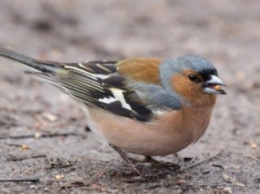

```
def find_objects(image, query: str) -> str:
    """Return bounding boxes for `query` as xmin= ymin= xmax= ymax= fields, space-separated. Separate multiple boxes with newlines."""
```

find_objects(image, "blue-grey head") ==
xmin=159 ymin=55 xmax=226 ymax=104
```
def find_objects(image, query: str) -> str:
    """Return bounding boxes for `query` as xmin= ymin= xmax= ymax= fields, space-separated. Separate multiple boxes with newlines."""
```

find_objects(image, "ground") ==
xmin=0 ymin=0 xmax=259 ymax=193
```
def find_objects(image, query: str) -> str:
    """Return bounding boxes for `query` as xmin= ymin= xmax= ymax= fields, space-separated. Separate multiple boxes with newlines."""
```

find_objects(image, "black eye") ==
xmin=188 ymin=74 xmax=198 ymax=82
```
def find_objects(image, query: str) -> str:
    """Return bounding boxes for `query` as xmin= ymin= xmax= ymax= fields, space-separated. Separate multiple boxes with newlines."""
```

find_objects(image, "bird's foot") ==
xmin=110 ymin=145 xmax=180 ymax=180
xmin=144 ymin=156 xmax=181 ymax=171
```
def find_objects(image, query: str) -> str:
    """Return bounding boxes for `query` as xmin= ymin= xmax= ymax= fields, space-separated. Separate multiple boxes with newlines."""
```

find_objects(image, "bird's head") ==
xmin=160 ymin=55 xmax=226 ymax=106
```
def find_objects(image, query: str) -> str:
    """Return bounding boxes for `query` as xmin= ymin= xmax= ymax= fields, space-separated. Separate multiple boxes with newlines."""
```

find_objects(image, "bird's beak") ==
xmin=203 ymin=75 xmax=227 ymax=95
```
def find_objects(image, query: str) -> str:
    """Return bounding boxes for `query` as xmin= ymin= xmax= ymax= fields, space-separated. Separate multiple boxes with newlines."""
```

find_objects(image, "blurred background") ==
xmin=0 ymin=0 xmax=259 ymax=84
xmin=0 ymin=0 xmax=259 ymax=193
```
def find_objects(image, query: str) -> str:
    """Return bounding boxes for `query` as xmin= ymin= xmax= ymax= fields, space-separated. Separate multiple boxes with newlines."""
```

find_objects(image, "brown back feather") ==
xmin=116 ymin=58 xmax=163 ymax=85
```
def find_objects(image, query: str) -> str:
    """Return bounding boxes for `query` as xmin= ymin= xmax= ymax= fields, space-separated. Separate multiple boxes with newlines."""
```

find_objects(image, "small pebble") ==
xmin=55 ymin=174 xmax=64 ymax=180
xmin=176 ymin=179 xmax=186 ymax=185
xmin=251 ymin=143 xmax=258 ymax=149
xmin=21 ymin=144 xmax=29 ymax=150
xmin=42 ymin=112 xmax=57 ymax=122
xmin=30 ymin=185 xmax=37 ymax=190
xmin=223 ymin=187 xmax=233 ymax=194
xmin=34 ymin=133 xmax=42 ymax=138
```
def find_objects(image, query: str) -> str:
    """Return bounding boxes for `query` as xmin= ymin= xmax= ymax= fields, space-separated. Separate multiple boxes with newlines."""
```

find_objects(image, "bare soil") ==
xmin=0 ymin=0 xmax=259 ymax=193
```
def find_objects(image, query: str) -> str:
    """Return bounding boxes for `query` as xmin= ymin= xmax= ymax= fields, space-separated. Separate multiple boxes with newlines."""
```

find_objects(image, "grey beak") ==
xmin=203 ymin=75 xmax=227 ymax=95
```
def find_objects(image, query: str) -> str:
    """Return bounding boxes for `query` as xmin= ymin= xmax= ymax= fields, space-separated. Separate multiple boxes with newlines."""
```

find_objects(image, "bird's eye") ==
xmin=188 ymin=74 xmax=198 ymax=82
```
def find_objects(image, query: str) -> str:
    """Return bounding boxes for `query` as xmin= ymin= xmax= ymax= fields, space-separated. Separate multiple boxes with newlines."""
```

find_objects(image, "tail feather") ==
xmin=0 ymin=47 xmax=65 ymax=73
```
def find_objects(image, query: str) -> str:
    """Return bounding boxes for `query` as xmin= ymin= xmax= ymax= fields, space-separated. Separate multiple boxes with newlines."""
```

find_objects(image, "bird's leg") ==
xmin=110 ymin=144 xmax=143 ymax=176
xmin=144 ymin=156 xmax=160 ymax=164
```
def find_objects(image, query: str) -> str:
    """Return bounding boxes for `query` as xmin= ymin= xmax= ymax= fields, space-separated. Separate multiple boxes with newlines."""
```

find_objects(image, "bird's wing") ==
xmin=27 ymin=59 xmax=159 ymax=122
xmin=0 ymin=48 xmax=181 ymax=121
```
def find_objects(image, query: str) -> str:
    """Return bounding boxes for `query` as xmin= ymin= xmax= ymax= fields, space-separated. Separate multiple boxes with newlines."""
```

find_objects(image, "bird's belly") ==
xmin=85 ymin=107 xmax=211 ymax=156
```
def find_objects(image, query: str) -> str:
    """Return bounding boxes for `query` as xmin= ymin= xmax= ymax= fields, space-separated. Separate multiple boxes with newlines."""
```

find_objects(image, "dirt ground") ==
xmin=0 ymin=0 xmax=259 ymax=193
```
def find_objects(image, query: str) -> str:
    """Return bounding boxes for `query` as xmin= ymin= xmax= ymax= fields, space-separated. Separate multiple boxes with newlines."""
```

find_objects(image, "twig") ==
xmin=246 ymin=155 xmax=260 ymax=161
xmin=0 ymin=132 xmax=78 ymax=140
xmin=60 ymin=183 xmax=91 ymax=189
xmin=180 ymin=149 xmax=224 ymax=172
xmin=45 ymin=164 xmax=73 ymax=169
xmin=6 ymin=143 xmax=24 ymax=147
xmin=7 ymin=154 xmax=46 ymax=161
xmin=0 ymin=177 xmax=40 ymax=183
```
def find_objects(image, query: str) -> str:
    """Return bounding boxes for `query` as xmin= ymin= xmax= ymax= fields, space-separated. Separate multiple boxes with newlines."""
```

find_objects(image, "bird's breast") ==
xmin=85 ymin=104 xmax=215 ymax=156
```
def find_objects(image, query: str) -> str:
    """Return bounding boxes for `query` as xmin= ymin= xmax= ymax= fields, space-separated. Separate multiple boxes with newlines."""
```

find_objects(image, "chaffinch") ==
xmin=0 ymin=48 xmax=226 ymax=175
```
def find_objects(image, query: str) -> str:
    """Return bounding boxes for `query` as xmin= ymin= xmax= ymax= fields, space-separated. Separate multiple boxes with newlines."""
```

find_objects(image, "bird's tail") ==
xmin=0 ymin=47 xmax=65 ymax=73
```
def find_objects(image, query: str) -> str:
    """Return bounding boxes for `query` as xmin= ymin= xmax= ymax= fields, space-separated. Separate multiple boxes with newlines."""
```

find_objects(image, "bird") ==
xmin=0 ymin=47 xmax=226 ymax=175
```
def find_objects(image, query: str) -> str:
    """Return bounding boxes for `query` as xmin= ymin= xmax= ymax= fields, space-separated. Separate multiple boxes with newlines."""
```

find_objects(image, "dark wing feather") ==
xmin=0 ymin=48 xmax=153 ymax=121
xmin=28 ymin=60 xmax=153 ymax=121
